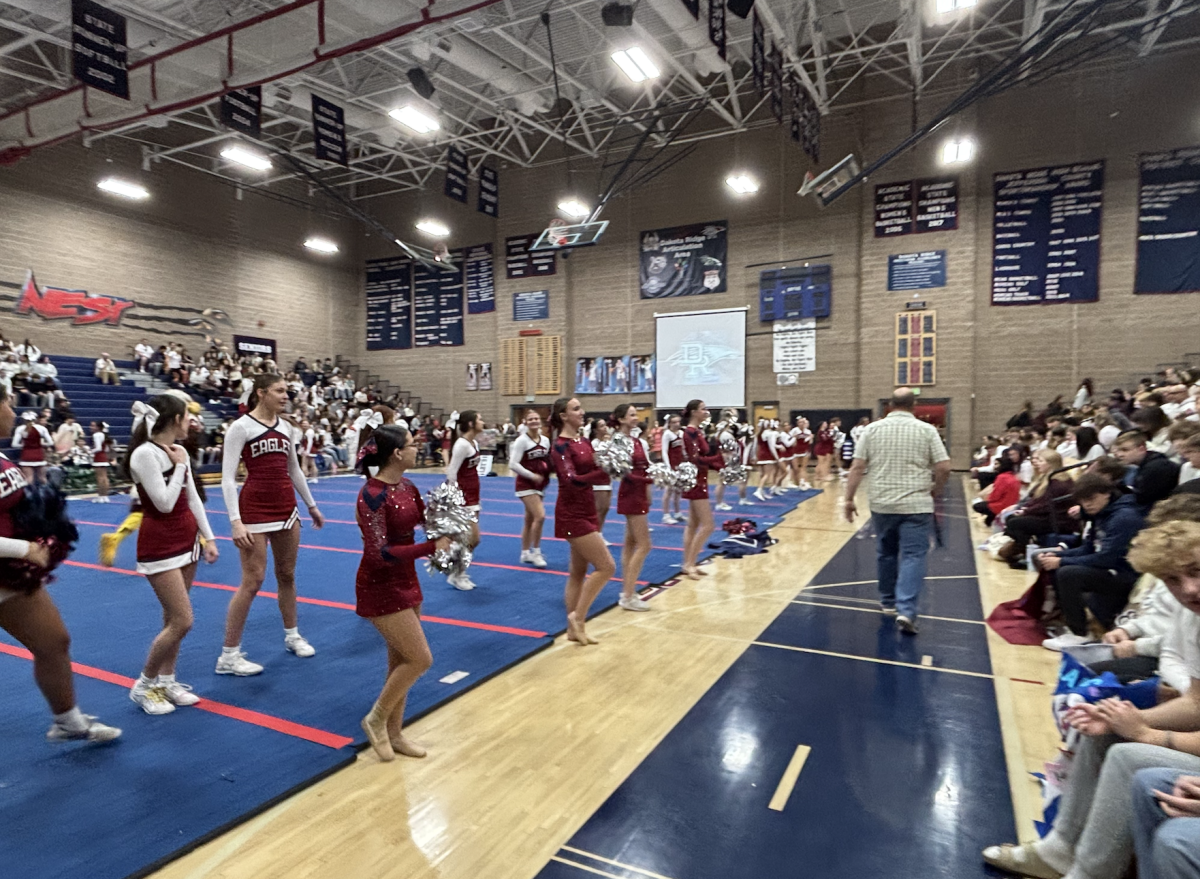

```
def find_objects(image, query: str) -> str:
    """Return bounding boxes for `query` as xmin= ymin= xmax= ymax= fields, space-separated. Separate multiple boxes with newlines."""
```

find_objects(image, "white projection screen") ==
xmin=654 ymin=307 xmax=747 ymax=409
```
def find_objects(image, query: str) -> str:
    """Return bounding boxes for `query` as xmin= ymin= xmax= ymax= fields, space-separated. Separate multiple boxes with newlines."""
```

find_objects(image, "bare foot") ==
xmin=566 ymin=612 xmax=584 ymax=644
xmin=361 ymin=712 xmax=395 ymax=762
xmin=681 ymin=568 xmax=702 ymax=581
xmin=390 ymin=734 xmax=427 ymax=758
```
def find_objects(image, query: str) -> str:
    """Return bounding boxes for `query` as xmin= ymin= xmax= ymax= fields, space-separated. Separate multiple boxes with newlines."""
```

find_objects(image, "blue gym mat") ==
xmin=1 ymin=472 xmax=816 ymax=879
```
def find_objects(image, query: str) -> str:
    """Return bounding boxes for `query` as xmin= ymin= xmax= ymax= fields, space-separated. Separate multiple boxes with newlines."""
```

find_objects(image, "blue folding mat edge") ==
xmin=0 ymin=472 xmax=817 ymax=879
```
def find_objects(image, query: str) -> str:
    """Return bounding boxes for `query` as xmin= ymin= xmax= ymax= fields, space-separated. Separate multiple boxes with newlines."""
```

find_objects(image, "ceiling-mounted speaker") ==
xmin=407 ymin=67 xmax=436 ymax=100
xmin=601 ymin=2 xmax=634 ymax=26
xmin=727 ymin=0 xmax=755 ymax=19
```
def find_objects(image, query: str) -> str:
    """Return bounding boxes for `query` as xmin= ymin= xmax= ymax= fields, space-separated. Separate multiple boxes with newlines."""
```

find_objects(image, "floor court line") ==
xmin=790 ymin=598 xmax=986 ymax=626
xmin=802 ymin=574 xmax=979 ymax=591
xmin=751 ymin=640 xmax=995 ymax=679
xmin=559 ymin=846 xmax=679 ymax=879
xmin=549 ymin=856 xmax=627 ymax=879
xmin=767 ymin=744 xmax=812 ymax=811
xmin=60 ymin=560 xmax=550 ymax=638
xmin=0 ymin=642 xmax=354 ymax=749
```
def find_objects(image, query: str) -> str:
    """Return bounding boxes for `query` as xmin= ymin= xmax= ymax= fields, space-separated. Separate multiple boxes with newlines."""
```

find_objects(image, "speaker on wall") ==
xmin=407 ymin=67 xmax=436 ymax=100
xmin=727 ymin=0 xmax=755 ymax=19
xmin=601 ymin=2 xmax=634 ymax=26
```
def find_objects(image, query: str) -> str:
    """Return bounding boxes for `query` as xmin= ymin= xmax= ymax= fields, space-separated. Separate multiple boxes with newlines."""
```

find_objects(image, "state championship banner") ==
xmin=639 ymin=221 xmax=728 ymax=299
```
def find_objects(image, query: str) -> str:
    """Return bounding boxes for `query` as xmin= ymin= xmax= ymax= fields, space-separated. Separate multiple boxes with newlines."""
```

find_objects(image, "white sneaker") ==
xmin=715 ymin=503 xmax=732 ymax=511
xmin=739 ymin=498 xmax=756 ymax=506
xmin=46 ymin=715 xmax=122 ymax=743
xmin=158 ymin=679 xmax=201 ymax=706
xmin=661 ymin=515 xmax=677 ymax=525
xmin=753 ymin=490 xmax=767 ymax=501
xmin=800 ymin=481 xmax=812 ymax=490
xmin=215 ymin=650 xmax=264 ymax=676
xmin=619 ymin=595 xmax=651 ymax=612
xmin=602 ymin=537 xmax=613 ymax=547
xmin=520 ymin=549 xmax=533 ymax=565
xmin=130 ymin=683 xmax=176 ymax=715
xmin=307 ymin=477 xmax=319 ymax=484
xmin=530 ymin=549 xmax=547 ymax=569
xmin=1042 ymin=632 xmax=1097 ymax=652
xmin=449 ymin=573 xmax=476 ymax=591
xmin=285 ymin=634 xmax=316 ymax=658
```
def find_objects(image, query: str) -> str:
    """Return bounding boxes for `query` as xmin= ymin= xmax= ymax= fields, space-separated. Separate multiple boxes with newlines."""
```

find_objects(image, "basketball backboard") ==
xmin=530 ymin=220 xmax=610 ymax=252
xmin=797 ymin=153 xmax=861 ymax=207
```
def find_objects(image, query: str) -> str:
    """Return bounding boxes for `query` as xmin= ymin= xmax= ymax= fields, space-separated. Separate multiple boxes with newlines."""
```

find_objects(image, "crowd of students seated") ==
xmin=977 ymin=371 xmax=1200 ymax=879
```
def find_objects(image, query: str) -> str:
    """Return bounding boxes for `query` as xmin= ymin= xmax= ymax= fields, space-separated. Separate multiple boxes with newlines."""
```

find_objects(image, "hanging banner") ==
xmin=800 ymin=91 xmax=821 ymax=164
xmin=463 ymin=243 xmax=495 ymax=314
xmin=772 ymin=319 xmax=816 ymax=373
xmin=310 ymin=94 xmax=347 ymax=166
xmin=364 ymin=257 xmax=412 ymax=350
xmin=991 ymin=162 xmax=1104 ymax=305
xmin=788 ymin=73 xmax=802 ymax=144
xmin=478 ymin=166 xmax=499 ymax=217
xmin=413 ymin=261 xmax=464 ymax=347
xmin=220 ymin=86 xmax=262 ymax=138
xmin=233 ymin=335 xmax=278 ymax=362
xmin=874 ymin=178 xmax=958 ymax=237
xmin=681 ymin=0 xmax=700 ymax=19
xmin=445 ymin=147 xmax=468 ymax=203
xmin=708 ymin=0 xmax=726 ymax=60
xmin=505 ymin=234 xmax=557 ymax=279
xmin=71 ymin=0 xmax=129 ymax=100
xmin=751 ymin=13 xmax=765 ymax=95
xmin=769 ymin=45 xmax=783 ymax=123
xmin=639 ymin=221 xmax=728 ymax=299
xmin=1136 ymin=146 xmax=1200 ymax=294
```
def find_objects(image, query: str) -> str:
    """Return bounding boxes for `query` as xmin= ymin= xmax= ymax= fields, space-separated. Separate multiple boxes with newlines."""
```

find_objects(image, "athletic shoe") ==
xmin=602 ymin=537 xmax=613 ymax=547
xmin=520 ymin=549 xmax=533 ymax=565
xmin=449 ymin=573 xmax=476 ymax=591
xmin=98 ymin=532 xmax=119 ymax=567
xmin=307 ymin=478 xmax=319 ymax=484
xmin=880 ymin=604 xmax=898 ymax=616
xmin=799 ymin=481 xmax=812 ymax=490
xmin=285 ymin=634 xmax=316 ymax=658
xmin=982 ymin=844 xmax=1064 ymax=879
xmin=619 ymin=595 xmax=651 ymax=612
xmin=753 ymin=489 xmax=767 ymax=501
xmin=896 ymin=615 xmax=919 ymax=635
xmin=530 ymin=549 xmax=547 ymax=569
xmin=130 ymin=683 xmax=176 ymax=715
xmin=1041 ymin=632 xmax=1096 ymax=652
xmin=46 ymin=715 xmax=122 ymax=743
xmin=215 ymin=650 xmax=264 ymax=676
xmin=714 ymin=503 xmax=732 ymax=511
xmin=158 ymin=679 xmax=201 ymax=706
xmin=739 ymin=499 xmax=756 ymax=506
xmin=661 ymin=514 xmax=677 ymax=525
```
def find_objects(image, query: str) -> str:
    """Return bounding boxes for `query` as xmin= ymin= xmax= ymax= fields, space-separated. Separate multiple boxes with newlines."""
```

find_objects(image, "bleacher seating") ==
xmin=41 ymin=356 xmax=148 ymax=442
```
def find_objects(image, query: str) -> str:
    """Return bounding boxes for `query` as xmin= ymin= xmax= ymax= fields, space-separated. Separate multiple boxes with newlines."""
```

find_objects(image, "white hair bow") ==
xmin=130 ymin=400 xmax=158 ymax=434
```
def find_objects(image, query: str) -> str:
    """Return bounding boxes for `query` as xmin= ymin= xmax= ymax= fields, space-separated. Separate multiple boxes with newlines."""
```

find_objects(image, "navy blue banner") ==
xmin=751 ymin=13 xmax=765 ymax=94
xmin=72 ymin=0 xmax=128 ymax=99
xmin=768 ymin=45 xmax=783 ymax=123
xmin=220 ymin=86 xmax=262 ymax=138
xmin=445 ymin=147 xmax=468 ymax=203
xmin=478 ymin=166 xmax=499 ymax=217
xmin=639 ymin=221 xmax=728 ymax=299
xmin=1136 ymin=147 xmax=1200 ymax=294
xmin=681 ymin=0 xmax=699 ymax=18
xmin=875 ymin=177 xmax=957 ymax=237
xmin=413 ymin=262 xmax=464 ymax=347
xmin=365 ymin=257 xmax=412 ymax=350
xmin=708 ymin=0 xmax=726 ymax=60
xmin=464 ymin=243 xmax=495 ymax=314
xmin=513 ymin=290 xmax=549 ymax=322
xmin=311 ymin=94 xmax=347 ymax=166
xmin=505 ymin=234 xmax=556 ymax=279
xmin=992 ymin=162 xmax=1104 ymax=305
xmin=759 ymin=265 xmax=832 ymax=321
xmin=888 ymin=251 xmax=946 ymax=291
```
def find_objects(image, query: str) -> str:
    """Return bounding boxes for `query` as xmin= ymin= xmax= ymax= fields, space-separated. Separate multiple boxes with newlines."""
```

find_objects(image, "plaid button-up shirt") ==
xmin=852 ymin=411 xmax=949 ymax=514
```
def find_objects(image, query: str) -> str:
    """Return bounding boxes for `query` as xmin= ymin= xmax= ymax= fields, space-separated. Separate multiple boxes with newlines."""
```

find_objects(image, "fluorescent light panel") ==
xmin=220 ymin=145 xmax=272 ymax=171
xmin=725 ymin=173 xmax=759 ymax=194
xmin=936 ymin=0 xmax=976 ymax=12
xmin=304 ymin=237 xmax=339 ymax=254
xmin=97 ymin=177 xmax=149 ymax=200
xmin=416 ymin=219 xmax=450 ymax=237
xmin=611 ymin=46 xmax=658 ymax=82
xmin=942 ymin=138 xmax=975 ymax=164
xmin=389 ymin=105 xmax=440 ymax=133
xmin=557 ymin=199 xmax=590 ymax=219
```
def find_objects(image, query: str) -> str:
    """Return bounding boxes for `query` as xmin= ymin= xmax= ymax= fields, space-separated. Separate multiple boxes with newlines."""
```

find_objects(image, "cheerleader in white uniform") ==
xmin=444 ymin=410 xmax=483 ymax=591
xmin=660 ymin=414 xmax=684 ymax=524
xmin=13 ymin=411 xmax=51 ymax=486
xmin=788 ymin=416 xmax=813 ymax=490
xmin=218 ymin=374 xmax=325 ymax=676
xmin=777 ymin=422 xmax=797 ymax=491
xmin=126 ymin=395 xmax=220 ymax=714
xmin=589 ymin=419 xmax=614 ymax=545
xmin=509 ymin=410 xmax=550 ymax=568
xmin=712 ymin=410 xmax=746 ymax=511
xmin=90 ymin=420 xmax=112 ymax=502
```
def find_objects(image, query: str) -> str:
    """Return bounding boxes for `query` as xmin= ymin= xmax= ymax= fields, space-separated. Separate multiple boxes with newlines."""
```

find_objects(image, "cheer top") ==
xmin=13 ymin=423 xmax=49 ymax=465
xmin=790 ymin=428 xmax=812 ymax=456
xmin=355 ymin=477 xmax=436 ymax=618
xmin=447 ymin=437 xmax=481 ymax=506
xmin=662 ymin=428 xmax=684 ymax=469
xmin=221 ymin=414 xmax=317 ymax=531
xmin=814 ymin=429 xmax=836 ymax=457
xmin=92 ymin=430 xmax=109 ymax=465
xmin=617 ymin=437 xmax=653 ymax=517
xmin=681 ymin=426 xmax=726 ymax=501
xmin=551 ymin=436 xmax=608 ymax=539
xmin=131 ymin=442 xmax=214 ymax=575
xmin=509 ymin=432 xmax=551 ymax=494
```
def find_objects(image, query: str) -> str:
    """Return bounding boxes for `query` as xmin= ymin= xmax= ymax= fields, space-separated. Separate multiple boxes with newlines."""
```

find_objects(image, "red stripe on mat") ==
xmin=0 ymin=642 xmax=353 ymax=748
xmin=61 ymin=561 xmax=549 ymax=637
xmin=1010 ymin=677 xmax=1045 ymax=686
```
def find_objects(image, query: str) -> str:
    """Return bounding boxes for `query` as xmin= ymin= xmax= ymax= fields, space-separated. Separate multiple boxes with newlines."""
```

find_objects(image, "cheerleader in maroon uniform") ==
xmin=354 ymin=425 xmax=449 ymax=762
xmin=0 ymin=385 xmax=121 ymax=743
xmin=788 ymin=416 xmax=813 ymax=490
xmin=660 ymin=414 xmax=684 ymax=525
xmin=444 ymin=410 xmax=483 ymax=591
xmin=90 ymin=420 xmax=111 ymax=502
xmin=613 ymin=403 xmax=652 ymax=612
xmin=813 ymin=421 xmax=836 ymax=482
xmin=126 ymin=395 xmax=220 ymax=715
xmin=508 ymin=409 xmax=550 ymax=568
xmin=589 ymin=418 xmax=614 ymax=545
xmin=550 ymin=397 xmax=615 ymax=646
xmin=12 ymin=411 xmax=51 ymax=485
xmin=679 ymin=400 xmax=725 ymax=580
xmin=218 ymin=374 xmax=326 ymax=676
xmin=753 ymin=420 xmax=775 ymax=501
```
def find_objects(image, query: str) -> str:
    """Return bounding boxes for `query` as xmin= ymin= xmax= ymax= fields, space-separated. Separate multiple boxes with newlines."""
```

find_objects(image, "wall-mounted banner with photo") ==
xmin=639 ymin=221 xmax=728 ymax=299
xmin=631 ymin=355 xmax=656 ymax=393
xmin=603 ymin=356 xmax=632 ymax=394
xmin=575 ymin=357 xmax=604 ymax=395
xmin=478 ymin=362 xmax=492 ymax=390
xmin=466 ymin=362 xmax=479 ymax=391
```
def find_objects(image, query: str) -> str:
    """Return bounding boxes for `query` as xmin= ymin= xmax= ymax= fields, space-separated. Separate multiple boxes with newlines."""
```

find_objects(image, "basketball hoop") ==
xmin=547 ymin=217 xmax=570 ymax=247
xmin=432 ymin=242 xmax=450 ymax=262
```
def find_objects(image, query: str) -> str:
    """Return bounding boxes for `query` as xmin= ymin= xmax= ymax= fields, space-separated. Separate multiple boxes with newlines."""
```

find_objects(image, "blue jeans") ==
xmin=873 ymin=513 xmax=932 ymax=620
xmin=1133 ymin=768 xmax=1200 ymax=879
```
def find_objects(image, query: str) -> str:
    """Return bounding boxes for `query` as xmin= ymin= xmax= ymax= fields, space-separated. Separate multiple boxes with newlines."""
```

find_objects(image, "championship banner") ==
xmin=639 ymin=221 xmax=728 ymax=299
xmin=445 ymin=147 xmax=468 ymax=203
xmin=220 ymin=86 xmax=262 ymax=138
xmin=751 ymin=13 xmax=765 ymax=94
xmin=1136 ymin=147 xmax=1200 ymax=294
xmin=71 ymin=0 xmax=129 ymax=100
xmin=708 ymin=0 xmax=726 ymax=60
xmin=478 ymin=166 xmax=499 ymax=217
xmin=788 ymin=72 xmax=802 ymax=144
xmin=769 ymin=45 xmax=783 ymax=123
xmin=233 ymin=334 xmax=277 ymax=362
xmin=800 ymin=90 xmax=820 ymax=163
xmin=311 ymin=94 xmax=348 ymax=166
xmin=681 ymin=0 xmax=700 ymax=18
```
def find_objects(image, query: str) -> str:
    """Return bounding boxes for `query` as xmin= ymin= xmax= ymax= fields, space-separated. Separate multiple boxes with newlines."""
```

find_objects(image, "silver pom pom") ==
xmin=596 ymin=432 xmax=634 ymax=479
xmin=721 ymin=464 xmax=750 ymax=485
xmin=648 ymin=462 xmax=675 ymax=489
xmin=719 ymin=436 xmax=739 ymax=455
xmin=424 ymin=482 xmax=475 ymax=576
xmin=674 ymin=462 xmax=698 ymax=491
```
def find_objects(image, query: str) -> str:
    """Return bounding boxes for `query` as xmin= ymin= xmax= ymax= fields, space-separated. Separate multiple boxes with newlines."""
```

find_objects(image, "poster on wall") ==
xmin=888 ymin=251 xmax=946 ymax=291
xmin=364 ymin=257 xmax=412 ymax=350
xmin=479 ymin=362 xmax=492 ymax=391
xmin=631 ymin=355 xmax=656 ymax=393
xmin=895 ymin=310 xmax=937 ymax=386
xmin=1136 ymin=146 xmax=1200 ymax=294
xmin=466 ymin=363 xmax=478 ymax=391
xmin=759 ymin=265 xmax=832 ymax=321
xmin=639 ymin=221 xmax=728 ymax=299
xmin=233 ymin=334 xmax=277 ymax=362
xmin=603 ymin=356 xmax=632 ymax=394
xmin=513 ymin=289 xmax=549 ymax=321
xmin=874 ymin=178 xmax=958 ymax=237
xmin=463 ymin=243 xmax=495 ymax=314
xmin=413 ymin=262 xmax=464 ymax=347
xmin=71 ymin=0 xmax=129 ymax=99
xmin=505 ymin=234 xmax=557 ymax=279
xmin=772 ymin=319 xmax=816 ymax=373
xmin=574 ymin=358 xmax=604 ymax=394
xmin=991 ymin=161 xmax=1103 ymax=305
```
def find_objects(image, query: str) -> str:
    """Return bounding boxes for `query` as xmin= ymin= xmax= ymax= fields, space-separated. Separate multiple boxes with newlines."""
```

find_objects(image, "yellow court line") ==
xmin=550 ymin=856 xmax=628 ymax=879
xmin=560 ymin=846 xmax=679 ymax=879
xmin=790 ymin=598 xmax=986 ymax=626
xmin=768 ymin=744 xmax=812 ymax=811
xmin=801 ymin=574 xmax=978 ymax=591
xmin=753 ymin=640 xmax=994 ymax=679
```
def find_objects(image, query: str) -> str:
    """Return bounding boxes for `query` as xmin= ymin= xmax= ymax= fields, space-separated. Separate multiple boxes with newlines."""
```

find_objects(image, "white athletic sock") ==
xmin=284 ymin=627 xmax=300 ymax=639
xmin=222 ymin=645 xmax=241 ymax=656
xmin=134 ymin=673 xmax=154 ymax=689
xmin=53 ymin=706 xmax=88 ymax=732
xmin=157 ymin=673 xmax=176 ymax=685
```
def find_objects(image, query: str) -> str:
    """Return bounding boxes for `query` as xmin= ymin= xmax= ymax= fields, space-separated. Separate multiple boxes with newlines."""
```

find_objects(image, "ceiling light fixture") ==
xmin=557 ymin=199 xmax=590 ymax=219
xmin=611 ymin=47 xmax=659 ymax=83
xmin=97 ymin=177 xmax=150 ymax=200
xmin=220 ymin=144 xmax=272 ymax=171
xmin=725 ymin=173 xmax=759 ymax=194
xmin=941 ymin=137 xmax=976 ymax=164
xmin=304 ymin=237 xmax=339 ymax=254
xmin=389 ymin=105 xmax=440 ymax=134
xmin=415 ymin=219 xmax=450 ymax=237
xmin=936 ymin=0 xmax=976 ymax=12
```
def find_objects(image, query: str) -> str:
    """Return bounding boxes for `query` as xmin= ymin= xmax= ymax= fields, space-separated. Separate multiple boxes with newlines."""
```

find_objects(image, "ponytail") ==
xmin=249 ymin=372 xmax=284 ymax=410
xmin=457 ymin=410 xmax=479 ymax=437
xmin=122 ymin=394 xmax=186 ymax=474
xmin=549 ymin=397 xmax=571 ymax=435
xmin=682 ymin=399 xmax=703 ymax=426
xmin=357 ymin=424 xmax=411 ymax=474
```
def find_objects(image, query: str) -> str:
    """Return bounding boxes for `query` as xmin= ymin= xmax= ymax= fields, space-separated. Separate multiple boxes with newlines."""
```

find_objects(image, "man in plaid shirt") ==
xmin=844 ymin=388 xmax=951 ymax=634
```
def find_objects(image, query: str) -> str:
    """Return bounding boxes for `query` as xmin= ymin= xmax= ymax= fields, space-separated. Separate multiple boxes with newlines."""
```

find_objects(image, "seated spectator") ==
xmin=997 ymin=449 xmax=1076 ymax=566
xmin=1178 ymin=434 xmax=1200 ymax=489
xmin=1115 ymin=430 xmax=1181 ymax=512
xmin=94 ymin=353 xmax=119 ymax=385
xmin=1130 ymin=767 xmax=1200 ymax=879
xmin=983 ymin=517 xmax=1200 ymax=879
xmin=14 ymin=337 xmax=41 ymax=361
xmin=148 ymin=345 xmax=166 ymax=376
xmin=28 ymin=355 xmax=57 ymax=408
xmin=1070 ymin=425 xmax=1105 ymax=463
xmin=1039 ymin=474 xmax=1145 ymax=650
xmin=52 ymin=414 xmax=83 ymax=456
xmin=133 ymin=339 xmax=153 ymax=372
xmin=1168 ymin=419 xmax=1200 ymax=463
xmin=1133 ymin=405 xmax=1174 ymax=454
xmin=973 ymin=456 xmax=1021 ymax=527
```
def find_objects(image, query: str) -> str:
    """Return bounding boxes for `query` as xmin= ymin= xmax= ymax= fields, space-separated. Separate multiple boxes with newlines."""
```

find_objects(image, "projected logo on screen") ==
xmin=664 ymin=333 xmax=741 ymax=385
